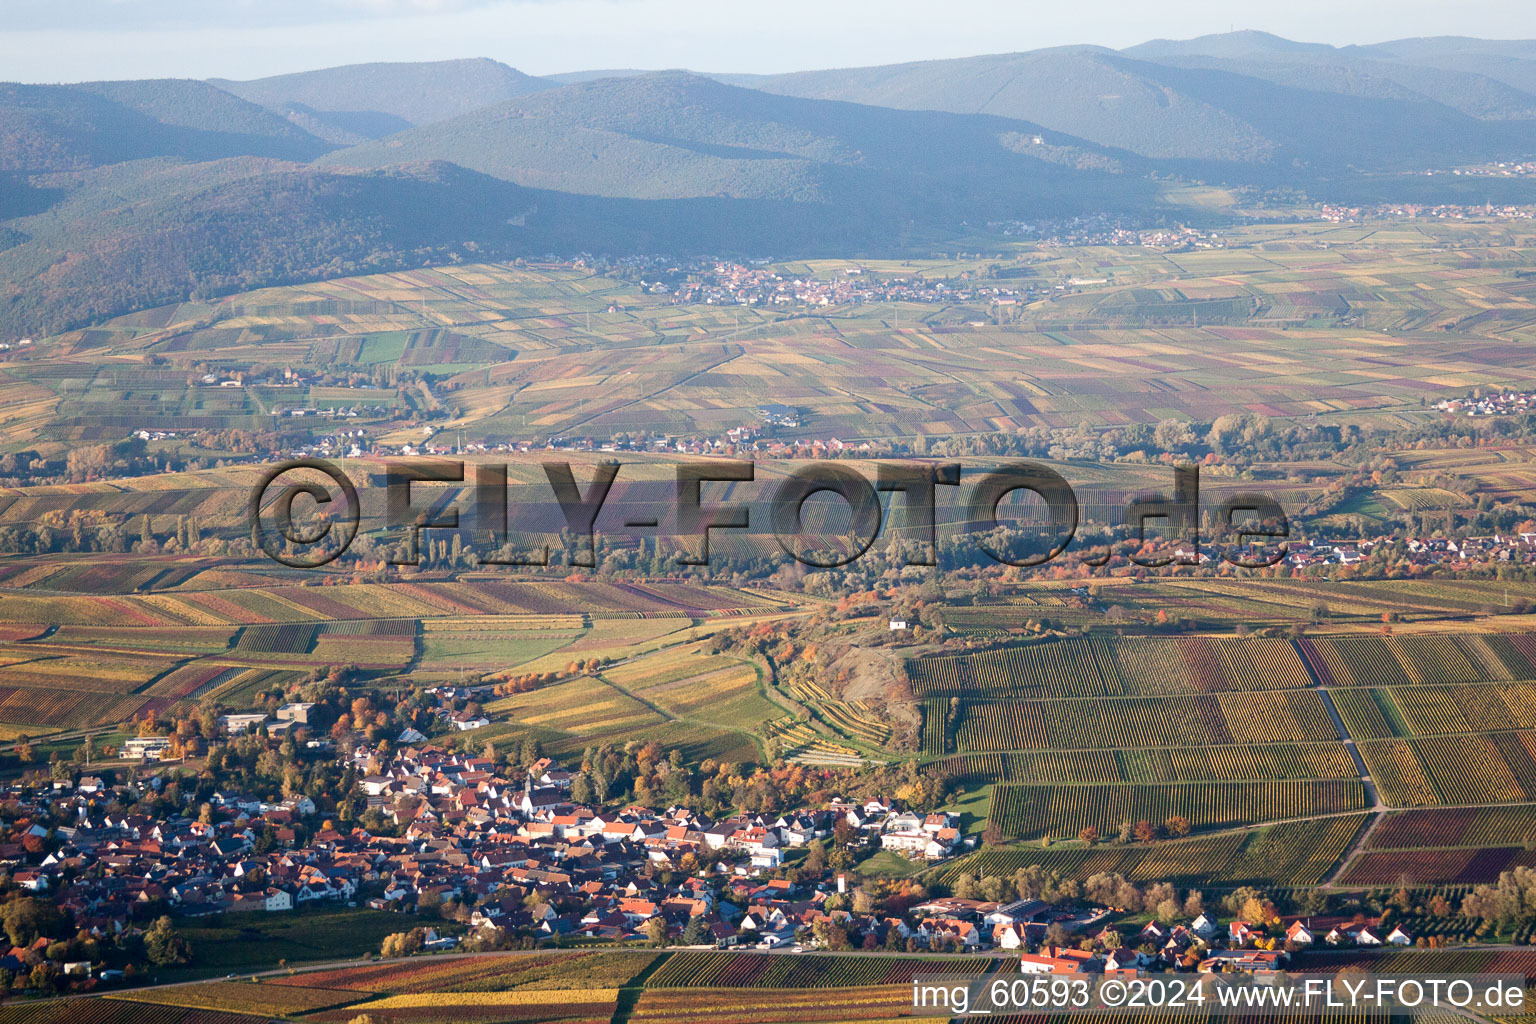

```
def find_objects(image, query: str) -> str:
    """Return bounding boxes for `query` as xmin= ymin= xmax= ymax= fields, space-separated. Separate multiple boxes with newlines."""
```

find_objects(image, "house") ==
xmin=986 ymin=899 xmax=1049 ymax=927
xmin=1327 ymin=924 xmax=1383 ymax=946
xmin=1386 ymin=925 xmax=1414 ymax=946
xmin=122 ymin=737 xmax=172 ymax=761
xmin=993 ymin=922 xmax=1039 ymax=950
xmin=1199 ymin=950 xmax=1287 ymax=974
xmin=880 ymin=830 xmax=929 ymax=855
xmin=1286 ymin=920 xmax=1315 ymax=946
xmin=276 ymin=703 xmax=316 ymax=724
xmin=917 ymin=918 xmax=984 ymax=949
xmin=1191 ymin=912 xmax=1219 ymax=939
xmin=1019 ymin=949 xmax=1099 ymax=975
xmin=1106 ymin=948 xmax=1150 ymax=971
xmin=421 ymin=929 xmax=457 ymax=951
xmin=219 ymin=714 xmax=268 ymax=735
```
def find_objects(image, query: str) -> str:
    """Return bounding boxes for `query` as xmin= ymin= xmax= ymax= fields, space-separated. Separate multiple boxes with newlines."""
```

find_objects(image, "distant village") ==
xmin=1319 ymin=201 xmax=1536 ymax=223
xmin=1434 ymin=391 xmax=1536 ymax=417
xmin=656 ymin=263 xmax=1030 ymax=308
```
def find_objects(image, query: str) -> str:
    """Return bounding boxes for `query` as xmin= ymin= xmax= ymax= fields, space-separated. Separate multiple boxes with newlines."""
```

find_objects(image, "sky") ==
xmin=5 ymin=0 xmax=1535 ymax=83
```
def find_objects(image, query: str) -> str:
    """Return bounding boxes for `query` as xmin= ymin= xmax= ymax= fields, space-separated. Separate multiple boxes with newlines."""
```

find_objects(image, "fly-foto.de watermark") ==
xmin=911 ymin=972 xmax=1528 ymax=1017
xmin=248 ymin=458 xmax=1290 ymax=570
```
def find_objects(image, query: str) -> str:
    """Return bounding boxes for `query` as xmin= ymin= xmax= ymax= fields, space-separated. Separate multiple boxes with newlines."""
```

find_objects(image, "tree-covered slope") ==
xmin=0 ymin=79 xmax=333 ymax=172
xmin=211 ymin=58 xmax=554 ymax=129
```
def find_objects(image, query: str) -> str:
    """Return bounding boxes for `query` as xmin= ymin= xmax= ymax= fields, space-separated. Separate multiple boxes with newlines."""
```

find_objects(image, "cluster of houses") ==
xmin=1435 ymin=391 xmax=1536 ymax=417
xmin=656 ymin=263 xmax=1031 ymax=309
xmin=1319 ymin=201 xmax=1536 ymax=223
xmin=0 ymin=736 xmax=1429 ymax=986
xmin=983 ymin=217 xmax=1226 ymax=251
xmin=32 ymin=742 xmax=977 ymax=950
xmin=1006 ymin=914 xmax=1416 ymax=978
xmin=1283 ymin=533 xmax=1536 ymax=571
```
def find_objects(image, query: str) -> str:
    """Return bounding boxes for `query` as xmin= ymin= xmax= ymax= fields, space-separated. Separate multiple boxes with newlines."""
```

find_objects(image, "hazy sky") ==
xmin=6 ymin=0 xmax=1535 ymax=83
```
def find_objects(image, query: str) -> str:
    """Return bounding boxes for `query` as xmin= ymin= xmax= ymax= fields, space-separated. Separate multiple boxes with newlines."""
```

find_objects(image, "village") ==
xmin=1 ymin=729 xmax=1435 ymax=995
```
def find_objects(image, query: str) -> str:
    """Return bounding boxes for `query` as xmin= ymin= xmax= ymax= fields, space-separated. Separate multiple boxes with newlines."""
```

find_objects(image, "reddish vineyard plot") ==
xmin=144 ymin=663 xmax=234 ymax=700
xmin=1341 ymin=847 xmax=1536 ymax=886
xmin=643 ymin=951 xmax=997 ymax=988
xmin=1303 ymin=948 xmax=1536 ymax=978
xmin=1368 ymin=807 xmax=1536 ymax=849
xmin=629 ymin=986 xmax=914 ymax=1024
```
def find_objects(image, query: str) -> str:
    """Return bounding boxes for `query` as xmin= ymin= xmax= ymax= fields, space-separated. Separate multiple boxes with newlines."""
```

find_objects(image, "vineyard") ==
xmin=1299 ymin=634 xmax=1536 ymax=687
xmin=933 ymin=815 xmax=1366 ymax=887
xmin=908 ymin=635 xmax=1312 ymax=698
xmin=1303 ymin=948 xmax=1536 ymax=977
xmin=1341 ymin=846 xmax=1536 ymax=886
xmin=934 ymin=742 xmax=1357 ymax=785
xmin=988 ymin=780 xmax=1366 ymax=839
xmin=109 ymin=980 xmax=361 ymax=1016
xmin=1368 ymin=807 xmax=1536 ymax=849
xmin=629 ymin=986 xmax=916 ymax=1024
xmin=643 ymin=951 xmax=998 ymax=988
xmin=0 ymin=1001 xmax=265 ymax=1024
xmin=953 ymin=690 xmax=1337 ymax=751
xmin=1358 ymin=733 xmax=1536 ymax=806
xmin=234 ymin=622 xmax=318 ymax=654
xmin=0 ymin=579 xmax=783 ymax=628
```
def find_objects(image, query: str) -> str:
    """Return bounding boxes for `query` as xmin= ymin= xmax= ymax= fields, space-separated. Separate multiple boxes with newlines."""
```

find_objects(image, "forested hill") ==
xmin=3 ymin=33 xmax=1536 ymax=339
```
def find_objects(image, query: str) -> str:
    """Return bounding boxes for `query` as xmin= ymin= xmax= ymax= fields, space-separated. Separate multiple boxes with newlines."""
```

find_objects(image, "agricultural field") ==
xmin=908 ymin=635 xmax=1313 ymax=698
xmin=31 ymin=229 xmax=1536 ymax=445
xmin=108 ymin=981 xmax=365 ymax=1017
xmin=951 ymin=690 xmax=1338 ymax=752
xmin=934 ymin=742 xmax=1359 ymax=785
xmin=0 ymin=1002 xmax=266 ymax=1024
xmin=643 ymin=951 xmax=1001 ymax=988
xmin=987 ymin=780 xmax=1367 ymax=840
xmin=1358 ymin=733 xmax=1536 ymax=806
xmin=1368 ymin=807 xmax=1536 ymax=850
xmin=932 ymin=814 xmax=1369 ymax=887
xmin=3 ymin=219 xmax=1536 ymax=976
xmin=1340 ymin=845 xmax=1536 ymax=886
xmin=628 ymin=986 xmax=916 ymax=1024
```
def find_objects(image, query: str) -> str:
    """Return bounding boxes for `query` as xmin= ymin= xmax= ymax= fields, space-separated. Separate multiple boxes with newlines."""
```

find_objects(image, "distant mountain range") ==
xmin=2 ymin=33 xmax=1535 ymax=337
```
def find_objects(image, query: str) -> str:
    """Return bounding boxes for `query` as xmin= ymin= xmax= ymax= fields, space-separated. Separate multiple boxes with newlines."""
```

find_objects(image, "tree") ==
xmin=1078 ymin=826 xmax=1100 ymax=846
xmin=1133 ymin=820 xmax=1157 ymax=842
xmin=803 ymin=839 xmax=827 ymax=874
xmin=812 ymin=917 xmax=850 ymax=951
xmin=144 ymin=916 xmax=191 ymax=966
xmin=1165 ymin=815 xmax=1191 ymax=838
xmin=0 ymin=897 xmax=63 ymax=948
xmin=682 ymin=915 xmax=708 ymax=946
xmin=645 ymin=917 xmax=669 ymax=948
xmin=380 ymin=929 xmax=425 ymax=958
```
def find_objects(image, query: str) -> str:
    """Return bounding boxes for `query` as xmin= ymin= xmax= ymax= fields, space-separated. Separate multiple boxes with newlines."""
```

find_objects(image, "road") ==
xmin=1313 ymin=674 xmax=1387 ymax=887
